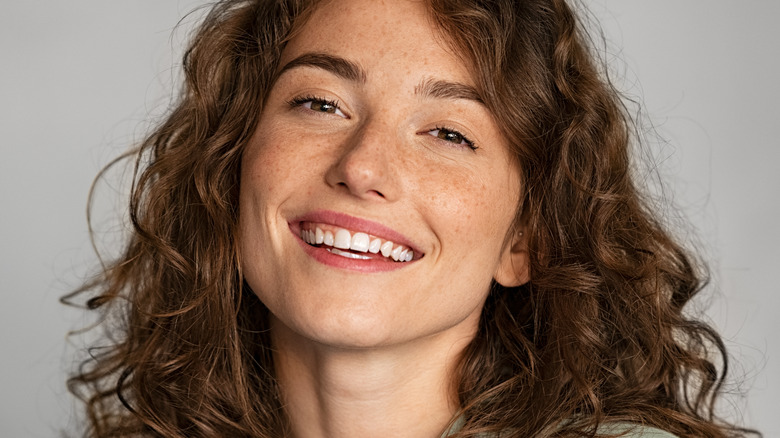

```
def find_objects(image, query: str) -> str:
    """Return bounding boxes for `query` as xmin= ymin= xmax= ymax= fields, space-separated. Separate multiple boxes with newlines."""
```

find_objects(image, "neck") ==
xmin=271 ymin=317 xmax=476 ymax=438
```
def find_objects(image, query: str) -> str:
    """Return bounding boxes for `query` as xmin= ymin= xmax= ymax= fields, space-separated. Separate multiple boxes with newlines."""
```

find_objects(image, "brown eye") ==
xmin=289 ymin=96 xmax=348 ymax=118
xmin=309 ymin=100 xmax=337 ymax=113
xmin=428 ymin=127 xmax=477 ymax=150
xmin=436 ymin=129 xmax=463 ymax=143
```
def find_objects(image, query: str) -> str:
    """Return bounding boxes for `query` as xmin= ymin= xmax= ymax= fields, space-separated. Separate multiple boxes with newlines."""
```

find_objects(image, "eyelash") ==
xmin=429 ymin=125 xmax=478 ymax=151
xmin=287 ymin=95 xmax=345 ymax=117
xmin=287 ymin=95 xmax=477 ymax=151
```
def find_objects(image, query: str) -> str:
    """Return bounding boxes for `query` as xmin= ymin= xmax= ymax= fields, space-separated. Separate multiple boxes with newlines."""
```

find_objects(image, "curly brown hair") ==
xmin=65 ymin=0 xmax=758 ymax=437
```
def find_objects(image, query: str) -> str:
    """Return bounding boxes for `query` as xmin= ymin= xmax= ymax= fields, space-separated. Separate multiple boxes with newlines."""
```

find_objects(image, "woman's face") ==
xmin=239 ymin=0 xmax=524 ymax=348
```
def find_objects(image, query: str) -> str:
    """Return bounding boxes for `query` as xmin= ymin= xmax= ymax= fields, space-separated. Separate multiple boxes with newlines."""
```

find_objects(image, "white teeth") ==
xmin=351 ymin=232 xmax=370 ymax=252
xmin=380 ymin=240 xmax=394 ymax=257
xmin=301 ymin=225 xmax=417 ymax=263
xmin=334 ymin=229 xmax=351 ymax=249
xmin=329 ymin=248 xmax=372 ymax=260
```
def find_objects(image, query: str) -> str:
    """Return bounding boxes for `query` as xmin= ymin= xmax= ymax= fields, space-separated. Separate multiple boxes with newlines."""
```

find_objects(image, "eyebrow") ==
xmin=276 ymin=52 xmax=367 ymax=83
xmin=414 ymin=77 xmax=484 ymax=105
xmin=275 ymin=52 xmax=484 ymax=105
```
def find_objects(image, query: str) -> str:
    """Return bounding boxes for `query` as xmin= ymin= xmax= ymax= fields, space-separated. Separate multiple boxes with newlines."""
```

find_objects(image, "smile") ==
xmin=300 ymin=222 xmax=414 ymax=262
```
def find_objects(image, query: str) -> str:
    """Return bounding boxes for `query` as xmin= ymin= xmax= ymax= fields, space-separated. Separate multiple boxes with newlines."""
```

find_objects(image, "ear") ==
xmin=493 ymin=230 xmax=530 ymax=287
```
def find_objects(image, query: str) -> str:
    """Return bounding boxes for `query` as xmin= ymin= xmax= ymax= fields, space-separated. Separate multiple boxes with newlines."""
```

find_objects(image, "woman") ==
xmin=66 ymin=0 xmax=757 ymax=437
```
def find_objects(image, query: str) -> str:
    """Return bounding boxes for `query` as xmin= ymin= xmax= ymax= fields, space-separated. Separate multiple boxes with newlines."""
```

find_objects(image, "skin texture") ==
xmin=238 ymin=0 xmax=527 ymax=436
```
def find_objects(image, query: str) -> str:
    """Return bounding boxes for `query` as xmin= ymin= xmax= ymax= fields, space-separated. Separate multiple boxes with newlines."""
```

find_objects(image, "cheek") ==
xmin=241 ymin=124 xmax=326 ymax=202
xmin=242 ymin=130 xmax=290 ymax=195
xmin=422 ymin=165 xmax=517 ymax=236
xmin=238 ymin=129 xmax=295 ymax=280
xmin=417 ymin=161 xmax=521 ymax=282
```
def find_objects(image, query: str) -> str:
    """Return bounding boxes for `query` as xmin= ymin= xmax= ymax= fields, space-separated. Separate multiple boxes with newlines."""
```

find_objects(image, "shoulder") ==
xmin=442 ymin=420 xmax=680 ymax=438
xmin=599 ymin=422 xmax=680 ymax=438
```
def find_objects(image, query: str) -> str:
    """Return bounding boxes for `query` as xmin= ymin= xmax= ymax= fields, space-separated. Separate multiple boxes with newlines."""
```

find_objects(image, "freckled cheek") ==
xmin=463 ymin=186 xmax=506 ymax=242
xmin=416 ymin=168 xmax=494 ymax=241
xmin=421 ymin=165 xmax=518 ymax=258
xmin=240 ymin=151 xmax=277 ymax=204
xmin=242 ymin=129 xmax=328 ymax=199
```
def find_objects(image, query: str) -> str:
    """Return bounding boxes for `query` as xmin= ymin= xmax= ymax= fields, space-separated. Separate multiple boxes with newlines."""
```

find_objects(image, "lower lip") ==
xmin=290 ymin=226 xmax=414 ymax=273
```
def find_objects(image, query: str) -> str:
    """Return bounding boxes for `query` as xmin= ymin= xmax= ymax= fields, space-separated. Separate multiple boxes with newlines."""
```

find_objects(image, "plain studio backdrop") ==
xmin=1 ymin=1 xmax=777 ymax=436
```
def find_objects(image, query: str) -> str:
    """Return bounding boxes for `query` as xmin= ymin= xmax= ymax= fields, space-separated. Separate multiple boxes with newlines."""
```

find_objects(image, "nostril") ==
xmin=335 ymin=183 xmax=385 ymax=199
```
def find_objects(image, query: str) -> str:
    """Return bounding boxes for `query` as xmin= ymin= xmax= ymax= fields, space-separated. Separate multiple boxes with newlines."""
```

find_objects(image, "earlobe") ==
xmin=494 ymin=230 xmax=530 ymax=287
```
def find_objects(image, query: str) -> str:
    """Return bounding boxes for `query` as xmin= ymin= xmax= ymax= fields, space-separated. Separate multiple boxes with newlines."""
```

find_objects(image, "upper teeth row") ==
xmin=300 ymin=227 xmax=414 ymax=262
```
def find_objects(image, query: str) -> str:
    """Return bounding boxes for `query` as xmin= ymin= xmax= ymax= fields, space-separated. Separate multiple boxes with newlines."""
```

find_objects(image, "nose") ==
xmin=324 ymin=122 xmax=399 ymax=201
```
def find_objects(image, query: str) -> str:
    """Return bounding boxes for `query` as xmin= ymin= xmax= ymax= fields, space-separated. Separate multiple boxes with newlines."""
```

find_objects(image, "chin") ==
xmin=286 ymin=307 xmax=404 ymax=350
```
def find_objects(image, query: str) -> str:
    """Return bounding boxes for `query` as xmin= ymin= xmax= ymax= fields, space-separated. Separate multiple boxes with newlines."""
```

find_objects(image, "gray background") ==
xmin=1 ymin=1 xmax=777 ymax=436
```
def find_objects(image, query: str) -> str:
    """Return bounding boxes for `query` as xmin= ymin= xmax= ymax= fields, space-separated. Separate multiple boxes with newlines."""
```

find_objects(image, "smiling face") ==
xmin=239 ymin=0 xmax=525 ymax=348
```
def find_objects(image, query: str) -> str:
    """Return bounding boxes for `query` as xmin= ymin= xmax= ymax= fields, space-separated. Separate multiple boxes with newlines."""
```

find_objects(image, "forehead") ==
xmin=280 ymin=0 xmax=474 ymax=87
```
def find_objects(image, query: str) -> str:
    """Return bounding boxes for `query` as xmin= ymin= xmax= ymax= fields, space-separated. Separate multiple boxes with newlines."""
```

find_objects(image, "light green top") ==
xmin=598 ymin=423 xmax=679 ymax=437
xmin=442 ymin=418 xmax=679 ymax=437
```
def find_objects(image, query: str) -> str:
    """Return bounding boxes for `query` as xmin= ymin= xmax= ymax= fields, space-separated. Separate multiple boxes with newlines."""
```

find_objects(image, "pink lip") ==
xmin=288 ymin=210 xmax=423 ymax=273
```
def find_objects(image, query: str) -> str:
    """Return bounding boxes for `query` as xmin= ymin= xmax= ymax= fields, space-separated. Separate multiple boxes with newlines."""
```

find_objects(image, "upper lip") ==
xmin=289 ymin=209 xmax=424 ymax=256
